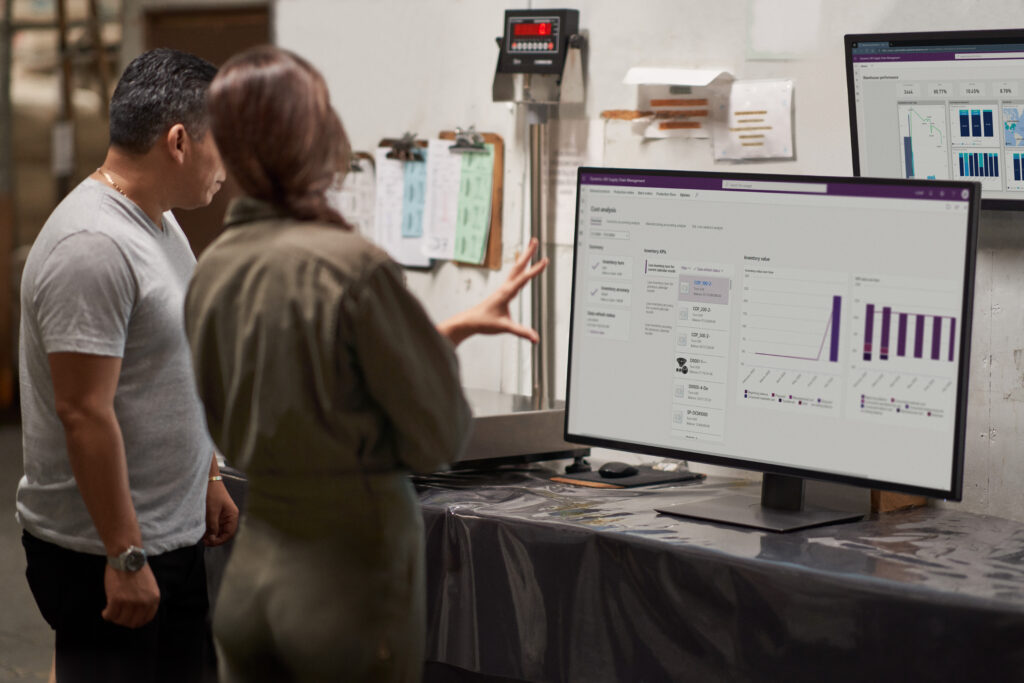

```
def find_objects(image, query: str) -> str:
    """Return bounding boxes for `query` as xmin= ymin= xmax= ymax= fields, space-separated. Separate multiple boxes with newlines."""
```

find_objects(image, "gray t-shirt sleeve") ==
xmin=31 ymin=231 xmax=136 ymax=357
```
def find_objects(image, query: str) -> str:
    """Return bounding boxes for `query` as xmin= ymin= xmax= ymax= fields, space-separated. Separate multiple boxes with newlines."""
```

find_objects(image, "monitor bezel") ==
xmin=845 ymin=28 xmax=1024 ymax=211
xmin=563 ymin=167 xmax=980 ymax=501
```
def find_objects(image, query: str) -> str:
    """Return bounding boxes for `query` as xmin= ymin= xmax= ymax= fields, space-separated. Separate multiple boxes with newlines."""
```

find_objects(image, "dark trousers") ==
xmin=22 ymin=531 xmax=215 ymax=683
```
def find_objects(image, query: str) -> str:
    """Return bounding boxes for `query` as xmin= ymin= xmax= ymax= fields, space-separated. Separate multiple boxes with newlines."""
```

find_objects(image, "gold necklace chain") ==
xmin=97 ymin=168 xmax=129 ymax=198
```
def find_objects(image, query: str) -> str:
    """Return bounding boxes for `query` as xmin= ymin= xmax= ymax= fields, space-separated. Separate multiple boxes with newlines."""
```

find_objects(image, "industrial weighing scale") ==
xmin=454 ymin=9 xmax=587 ymax=467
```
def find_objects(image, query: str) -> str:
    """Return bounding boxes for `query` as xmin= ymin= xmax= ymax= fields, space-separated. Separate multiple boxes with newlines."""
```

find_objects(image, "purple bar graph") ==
xmin=863 ymin=304 xmax=875 ymax=361
xmin=914 ymin=315 xmax=925 ymax=359
xmin=948 ymin=318 xmax=956 ymax=362
xmin=829 ymin=296 xmax=841 ymax=362
xmin=880 ymin=306 xmax=891 ymax=360
xmin=897 ymin=313 xmax=908 ymax=357
xmin=862 ymin=304 xmax=957 ymax=363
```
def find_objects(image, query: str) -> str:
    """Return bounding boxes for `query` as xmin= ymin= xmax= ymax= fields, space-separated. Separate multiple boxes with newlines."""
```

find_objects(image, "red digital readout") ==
xmin=513 ymin=22 xmax=552 ymax=37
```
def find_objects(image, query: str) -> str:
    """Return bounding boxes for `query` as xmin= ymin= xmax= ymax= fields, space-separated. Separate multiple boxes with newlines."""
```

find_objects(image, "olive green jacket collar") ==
xmin=223 ymin=196 xmax=290 ymax=228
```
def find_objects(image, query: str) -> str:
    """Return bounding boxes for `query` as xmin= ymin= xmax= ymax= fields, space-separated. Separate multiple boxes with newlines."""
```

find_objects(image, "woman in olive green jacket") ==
xmin=184 ymin=45 xmax=546 ymax=683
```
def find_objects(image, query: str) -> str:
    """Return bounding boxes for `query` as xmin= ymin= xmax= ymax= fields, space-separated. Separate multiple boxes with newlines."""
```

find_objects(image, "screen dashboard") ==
xmin=565 ymin=170 xmax=978 ymax=499
xmin=847 ymin=30 xmax=1024 ymax=210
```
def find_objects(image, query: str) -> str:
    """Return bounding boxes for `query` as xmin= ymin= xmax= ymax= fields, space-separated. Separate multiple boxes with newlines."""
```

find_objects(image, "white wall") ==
xmin=275 ymin=0 xmax=1024 ymax=521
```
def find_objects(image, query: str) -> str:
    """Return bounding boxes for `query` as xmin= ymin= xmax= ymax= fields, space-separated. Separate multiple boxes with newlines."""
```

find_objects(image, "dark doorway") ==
xmin=144 ymin=5 xmax=270 ymax=255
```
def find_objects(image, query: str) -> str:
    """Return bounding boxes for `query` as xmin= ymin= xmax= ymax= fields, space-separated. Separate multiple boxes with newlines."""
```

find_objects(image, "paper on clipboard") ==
xmin=327 ymin=155 xmax=376 ymax=242
xmin=401 ymin=155 xmax=428 ymax=238
xmin=453 ymin=143 xmax=494 ymax=265
xmin=422 ymin=138 xmax=460 ymax=259
xmin=373 ymin=147 xmax=430 ymax=267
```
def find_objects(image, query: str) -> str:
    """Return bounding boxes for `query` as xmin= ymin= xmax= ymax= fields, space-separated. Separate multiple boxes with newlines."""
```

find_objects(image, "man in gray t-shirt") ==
xmin=18 ymin=181 xmax=212 ymax=555
xmin=17 ymin=49 xmax=235 ymax=683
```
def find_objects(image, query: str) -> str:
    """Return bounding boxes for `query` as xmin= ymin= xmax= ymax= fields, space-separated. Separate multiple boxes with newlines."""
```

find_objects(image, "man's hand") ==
xmin=102 ymin=563 xmax=160 ymax=629
xmin=437 ymin=237 xmax=548 ymax=346
xmin=205 ymin=479 xmax=239 ymax=546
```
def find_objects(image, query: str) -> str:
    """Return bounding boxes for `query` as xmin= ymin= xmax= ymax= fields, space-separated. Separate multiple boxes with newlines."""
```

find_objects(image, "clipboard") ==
xmin=440 ymin=130 xmax=504 ymax=270
xmin=375 ymin=137 xmax=431 ymax=268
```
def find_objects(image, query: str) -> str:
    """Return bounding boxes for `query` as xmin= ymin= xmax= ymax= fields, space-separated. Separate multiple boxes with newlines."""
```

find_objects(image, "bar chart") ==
xmin=959 ymin=108 xmax=994 ymax=138
xmin=949 ymin=104 xmax=999 ymax=148
xmin=953 ymin=147 xmax=1003 ymax=191
xmin=1007 ymin=150 xmax=1024 ymax=191
xmin=846 ymin=274 xmax=962 ymax=427
xmin=897 ymin=104 xmax=949 ymax=180
xmin=957 ymin=151 xmax=999 ymax=178
xmin=861 ymin=304 xmax=957 ymax=364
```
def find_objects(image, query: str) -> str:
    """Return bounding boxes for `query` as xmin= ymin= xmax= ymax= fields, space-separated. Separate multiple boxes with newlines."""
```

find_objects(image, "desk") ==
xmin=417 ymin=467 xmax=1024 ymax=682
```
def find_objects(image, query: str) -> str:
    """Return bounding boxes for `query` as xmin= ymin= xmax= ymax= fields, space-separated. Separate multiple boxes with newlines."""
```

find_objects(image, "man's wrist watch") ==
xmin=107 ymin=545 xmax=147 ymax=572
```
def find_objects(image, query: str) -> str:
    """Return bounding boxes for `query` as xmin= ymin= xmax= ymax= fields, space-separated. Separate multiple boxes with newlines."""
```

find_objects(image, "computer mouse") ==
xmin=598 ymin=461 xmax=639 ymax=478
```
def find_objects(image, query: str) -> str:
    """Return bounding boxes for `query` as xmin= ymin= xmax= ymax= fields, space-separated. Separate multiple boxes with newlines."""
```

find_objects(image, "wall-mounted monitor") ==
xmin=564 ymin=168 xmax=979 ymax=531
xmin=846 ymin=29 xmax=1024 ymax=210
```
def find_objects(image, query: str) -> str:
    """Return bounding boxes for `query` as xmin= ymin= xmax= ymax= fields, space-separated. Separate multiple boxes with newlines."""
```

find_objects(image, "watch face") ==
xmin=124 ymin=548 xmax=146 ymax=572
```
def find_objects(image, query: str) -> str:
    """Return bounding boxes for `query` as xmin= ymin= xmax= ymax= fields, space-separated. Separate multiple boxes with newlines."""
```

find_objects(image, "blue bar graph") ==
xmin=903 ymin=136 xmax=914 ymax=178
xmin=903 ymin=114 xmax=914 ymax=178
xmin=1015 ymin=153 xmax=1022 ymax=181
xmin=960 ymin=108 xmax=996 ymax=138
xmin=960 ymin=152 xmax=1001 ymax=178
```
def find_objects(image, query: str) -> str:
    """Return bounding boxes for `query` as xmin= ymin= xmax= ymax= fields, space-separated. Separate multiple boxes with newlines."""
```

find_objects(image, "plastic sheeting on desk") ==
xmin=415 ymin=466 xmax=1024 ymax=683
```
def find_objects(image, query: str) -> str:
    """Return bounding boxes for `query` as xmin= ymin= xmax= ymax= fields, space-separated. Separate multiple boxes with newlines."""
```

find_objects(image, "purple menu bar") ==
xmin=579 ymin=172 xmax=971 ymax=202
xmin=850 ymin=51 xmax=1024 ymax=63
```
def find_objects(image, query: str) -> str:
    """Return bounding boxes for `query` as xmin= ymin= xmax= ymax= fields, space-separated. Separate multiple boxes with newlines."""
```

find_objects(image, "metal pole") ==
xmin=529 ymin=119 xmax=545 ymax=409
xmin=0 ymin=0 xmax=14 ymax=408
xmin=87 ymin=0 xmax=111 ymax=119
xmin=55 ymin=0 xmax=75 ymax=200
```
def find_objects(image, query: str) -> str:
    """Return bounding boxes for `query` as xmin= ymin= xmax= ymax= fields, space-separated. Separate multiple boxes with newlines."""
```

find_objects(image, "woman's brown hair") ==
xmin=207 ymin=45 xmax=351 ymax=228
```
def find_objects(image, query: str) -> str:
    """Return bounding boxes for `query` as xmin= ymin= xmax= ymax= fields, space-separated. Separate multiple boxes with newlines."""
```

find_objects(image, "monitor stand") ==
xmin=656 ymin=473 xmax=864 ymax=533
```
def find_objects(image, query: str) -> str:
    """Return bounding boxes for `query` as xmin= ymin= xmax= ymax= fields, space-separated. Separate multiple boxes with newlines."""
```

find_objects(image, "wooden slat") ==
xmin=0 ymin=195 xmax=13 ymax=409
xmin=871 ymin=490 xmax=928 ymax=513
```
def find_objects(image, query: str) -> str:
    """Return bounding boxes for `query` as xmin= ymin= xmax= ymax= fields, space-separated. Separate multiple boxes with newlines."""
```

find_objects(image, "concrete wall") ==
xmin=273 ymin=0 xmax=1024 ymax=520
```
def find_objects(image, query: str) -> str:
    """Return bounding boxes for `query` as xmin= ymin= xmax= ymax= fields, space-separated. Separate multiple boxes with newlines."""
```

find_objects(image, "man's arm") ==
xmin=48 ymin=352 xmax=160 ymax=629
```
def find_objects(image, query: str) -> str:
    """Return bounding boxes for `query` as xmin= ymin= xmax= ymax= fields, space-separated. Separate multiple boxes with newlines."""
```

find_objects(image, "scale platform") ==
xmin=453 ymin=388 xmax=587 ymax=467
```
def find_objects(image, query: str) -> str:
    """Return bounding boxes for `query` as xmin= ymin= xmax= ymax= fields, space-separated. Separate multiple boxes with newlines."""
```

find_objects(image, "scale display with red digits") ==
xmin=496 ymin=9 xmax=579 ymax=77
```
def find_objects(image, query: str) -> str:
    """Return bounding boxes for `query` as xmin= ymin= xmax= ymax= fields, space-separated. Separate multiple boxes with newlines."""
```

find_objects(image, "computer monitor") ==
xmin=564 ymin=168 xmax=979 ymax=532
xmin=846 ymin=29 xmax=1024 ymax=210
